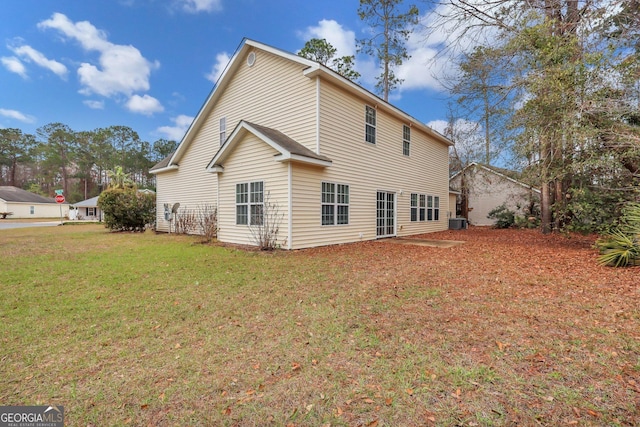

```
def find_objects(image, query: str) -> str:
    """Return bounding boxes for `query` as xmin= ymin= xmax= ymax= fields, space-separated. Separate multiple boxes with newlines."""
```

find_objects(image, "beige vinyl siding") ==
xmin=154 ymin=148 xmax=218 ymax=232
xmin=290 ymin=164 xmax=362 ymax=249
xmin=0 ymin=201 xmax=68 ymax=219
xmin=210 ymin=49 xmax=318 ymax=153
xmin=449 ymin=193 xmax=458 ymax=219
xmin=289 ymin=79 xmax=449 ymax=247
xmin=217 ymin=133 xmax=289 ymax=247
xmin=451 ymin=166 xmax=538 ymax=226
xmin=154 ymin=47 xmax=317 ymax=232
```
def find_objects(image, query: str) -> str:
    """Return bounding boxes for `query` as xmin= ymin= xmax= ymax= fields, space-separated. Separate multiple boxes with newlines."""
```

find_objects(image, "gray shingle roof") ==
xmin=244 ymin=122 xmax=332 ymax=163
xmin=0 ymin=186 xmax=56 ymax=204
xmin=150 ymin=152 xmax=174 ymax=171
xmin=72 ymin=196 xmax=99 ymax=207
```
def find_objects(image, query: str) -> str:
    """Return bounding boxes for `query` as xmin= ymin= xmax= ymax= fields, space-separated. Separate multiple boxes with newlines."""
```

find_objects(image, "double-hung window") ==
xmin=403 ymin=125 xmax=411 ymax=156
xmin=365 ymin=106 xmax=376 ymax=144
xmin=410 ymin=194 xmax=418 ymax=222
xmin=322 ymin=182 xmax=349 ymax=225
xmin=219 ymin=117 xmax=226 ymax=145
xmin=236 ymin=181 xmax=263 ymax=225
xmin=411 ymin=193 xmax=437 ymax=222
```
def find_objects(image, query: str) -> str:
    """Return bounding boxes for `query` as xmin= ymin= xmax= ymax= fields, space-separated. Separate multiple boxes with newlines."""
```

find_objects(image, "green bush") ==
xmin=98 ymin=188 xmax=156 ymax=232
xmin=596 ymin=202 xmax=640 ymax=267
xmin=514 ymin=214 xmax=540 ymax=229
xmin=487 ymin=204 xmax=516 ymax=229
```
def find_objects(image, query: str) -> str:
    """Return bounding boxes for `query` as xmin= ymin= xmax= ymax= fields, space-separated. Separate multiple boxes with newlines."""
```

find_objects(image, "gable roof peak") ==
xmin=156 ymin=38 xmax=453 ymax=174
xmin=206 ymin=120 xmax=332 ymax=172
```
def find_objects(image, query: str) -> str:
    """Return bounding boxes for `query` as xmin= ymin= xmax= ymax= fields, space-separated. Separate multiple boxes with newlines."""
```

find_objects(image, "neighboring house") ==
xmin=69 ymin=189 xmax=155 ymax=221
xmin=151 ymin=39 xmax=453 ymax=249
xmin=0 ymin=186 xmax=69 ymax=219
xmin=449 ymin=162 xmax=540 ymax=226
xmin=70 ymin=196 xmax=102 ymax=221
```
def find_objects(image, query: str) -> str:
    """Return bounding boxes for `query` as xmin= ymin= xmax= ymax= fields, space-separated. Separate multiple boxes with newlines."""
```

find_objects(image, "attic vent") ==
xmin=247 ymin=52 xmax=256 ymax=67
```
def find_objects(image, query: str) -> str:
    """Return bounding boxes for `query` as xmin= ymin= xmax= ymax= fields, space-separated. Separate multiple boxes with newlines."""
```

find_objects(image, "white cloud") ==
xmin=177 ymin=0 xmax=222 ymax=13
xmin=395 ymin=29 xmax=455 ymax=92
xmin=83 ymin=100 xmax=104 ymax=109
xmin=205 ymin=52 xmax=231 ymax=83
xmin=407 ymin=1 xmax=502 ymax=92
xmin=0 ymin=108 xmax=35 ymax=123
xmin=299 ymin=19 xmax=378 ymax=86
xmin=38 ymin=13 xmax=110 ymax=51
xmin=1 ymin=56 xmax=27 ymax=78
xmin=126 ymin=94 xmax=164 ymax=115
xmin=428 ymin=117 xmax=483 ymax=144
xmin=10 ymin=44 xmax=68 ymax=78
xmin=300 ymin=19 xmax=357 ymax=57
xmin=156 ymin=114 xmax=193 ymax=141
xmin=427 ymin=119 xmax=449 ymax=135
xmin=38 ymin=13 xmax=159 ymax=97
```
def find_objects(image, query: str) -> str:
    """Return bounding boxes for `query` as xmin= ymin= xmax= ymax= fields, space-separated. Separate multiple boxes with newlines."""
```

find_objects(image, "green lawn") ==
xmin=1 ymin=225 xmax=638 ymax=426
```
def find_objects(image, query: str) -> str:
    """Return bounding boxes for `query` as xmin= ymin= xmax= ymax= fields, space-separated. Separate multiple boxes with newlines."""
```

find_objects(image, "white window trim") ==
xmin=403 ymin=124 xmax=410 ymax=156
xmin=365 ymin=105 xmax=376 ymax=145
xmin=410 ymin=193 xmax=440 ymax=222
xmin=321 ymin=181 xmax=350 ymax=226
xmin=220 ymin=117 xmax=226 ymax=145
xmin=236 ymin=181 xmax=264 ymax=226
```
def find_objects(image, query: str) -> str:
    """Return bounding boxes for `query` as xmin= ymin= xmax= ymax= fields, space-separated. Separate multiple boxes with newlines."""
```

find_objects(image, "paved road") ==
xmin=0 ymin=221 xmax=61 ymax=230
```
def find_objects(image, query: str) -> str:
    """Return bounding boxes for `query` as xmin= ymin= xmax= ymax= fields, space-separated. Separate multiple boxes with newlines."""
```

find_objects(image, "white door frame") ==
xmin=376 ymin=190 xmax=396 ymax=238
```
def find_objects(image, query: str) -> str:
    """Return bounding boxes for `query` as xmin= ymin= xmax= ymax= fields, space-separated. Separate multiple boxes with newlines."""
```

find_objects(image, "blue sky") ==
xmin=1 ymin=0 xmax=455 ymax=143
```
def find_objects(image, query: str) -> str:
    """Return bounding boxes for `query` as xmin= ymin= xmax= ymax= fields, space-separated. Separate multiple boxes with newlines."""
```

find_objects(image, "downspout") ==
xmin=288 ymin=162 xmax=293 ymax=250
xmin=216 ymin=173 xmax=220 ymax=238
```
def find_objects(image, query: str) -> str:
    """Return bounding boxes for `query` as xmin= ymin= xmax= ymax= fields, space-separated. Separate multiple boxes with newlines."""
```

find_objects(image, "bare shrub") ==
xmin=174 ymin=209 xmax=197 ymax=234
xmin=196 ymin=204 xmax=218 ymax=243
xmin=249 ymin=191 xmax=284 ymax=250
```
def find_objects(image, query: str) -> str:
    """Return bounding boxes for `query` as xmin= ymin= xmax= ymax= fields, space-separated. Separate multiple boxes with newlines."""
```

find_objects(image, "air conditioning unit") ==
xmin=449 ymin=218 xmax=467 ymax=230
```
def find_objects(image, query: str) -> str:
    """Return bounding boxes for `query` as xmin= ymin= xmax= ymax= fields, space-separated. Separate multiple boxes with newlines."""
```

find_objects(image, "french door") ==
xmin=376 ymin=191 xmax=396 ymax=238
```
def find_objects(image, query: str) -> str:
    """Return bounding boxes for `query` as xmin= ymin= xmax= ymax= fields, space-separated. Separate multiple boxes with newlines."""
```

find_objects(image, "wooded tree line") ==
xmin=438 ymin=0 xmax=640 ymax=233
xmin=0 ymin=124 xmax=176 ymax=203
xmin=2 ymin=0 xmax=638 ymax=234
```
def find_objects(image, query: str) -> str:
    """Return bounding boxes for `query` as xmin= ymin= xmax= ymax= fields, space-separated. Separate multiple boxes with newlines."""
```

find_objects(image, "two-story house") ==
xmin=151 ymin=38 xmax=453 ymax=249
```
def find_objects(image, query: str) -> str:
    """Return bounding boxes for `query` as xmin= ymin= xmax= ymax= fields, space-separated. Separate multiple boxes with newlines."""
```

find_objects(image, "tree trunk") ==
xmin=541 ymin=181 xmax=552 ymax=234
xmin=10 ymin=158 xmax=17 ymax=187
xmin=460 ymin=170 xmax=470 ymax=220
xmin=554 ymin=179 xmax=564 ymax=230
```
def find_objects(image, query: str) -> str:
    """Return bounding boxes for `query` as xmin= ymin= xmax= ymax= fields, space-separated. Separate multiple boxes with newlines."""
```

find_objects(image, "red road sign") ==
xmin=55 ymin=194 xmax=65 ymax=203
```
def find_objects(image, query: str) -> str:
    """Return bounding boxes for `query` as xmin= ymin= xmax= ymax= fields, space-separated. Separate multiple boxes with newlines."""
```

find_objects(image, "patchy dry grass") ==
xmin=1 ymin=225 xmax=639 ymax=426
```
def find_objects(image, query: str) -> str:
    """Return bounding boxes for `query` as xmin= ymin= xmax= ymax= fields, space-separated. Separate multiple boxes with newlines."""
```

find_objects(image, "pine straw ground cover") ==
xmin=0 ymin=225 xmax=638 ymax=426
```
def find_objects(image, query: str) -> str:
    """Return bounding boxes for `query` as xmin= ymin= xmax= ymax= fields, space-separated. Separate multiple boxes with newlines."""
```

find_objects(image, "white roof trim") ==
xmin=166 ymin=39 xmax=322 ymax=170
xmin=206 ymin=121 xmax=332 ymax=172
xmin=275 ymin=153 xmax=333 ymax=167
xmin=303 ymin=66 xmax=453 ymax=147
xmin=149 ymin=165 xmax=179 ymax=175
xmin=162 ymin=38 xmax=453 ymax=174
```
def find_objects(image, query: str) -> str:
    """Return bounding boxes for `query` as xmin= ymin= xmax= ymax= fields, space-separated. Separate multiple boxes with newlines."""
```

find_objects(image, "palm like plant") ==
xmin=596 ymin=203 xmax=640 ymax=267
